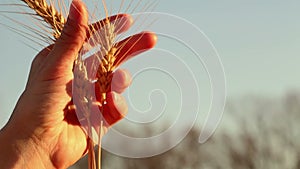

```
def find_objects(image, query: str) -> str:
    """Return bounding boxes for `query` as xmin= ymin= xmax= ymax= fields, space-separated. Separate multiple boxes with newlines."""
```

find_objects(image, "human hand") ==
xmin=0 ymin=0 xmax=156 ymax=168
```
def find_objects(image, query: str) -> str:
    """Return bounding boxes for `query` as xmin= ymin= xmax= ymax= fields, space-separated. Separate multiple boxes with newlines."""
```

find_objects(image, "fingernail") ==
xmin=69 ymin=0 xmax=81 ymax=21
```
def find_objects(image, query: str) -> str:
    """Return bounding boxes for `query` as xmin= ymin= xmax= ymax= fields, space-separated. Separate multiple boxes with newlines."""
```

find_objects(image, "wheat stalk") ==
xmin=73 ymin=57 xmax=98 ymax=169
xmin=72 ymin=18 xmax=118 ymax=169
xmin=87 ymin=13 xmax=118 ymax=169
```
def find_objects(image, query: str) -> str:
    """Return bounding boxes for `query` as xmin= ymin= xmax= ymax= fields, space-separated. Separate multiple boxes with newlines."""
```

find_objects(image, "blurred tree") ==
xmin=69 ymin=92 xmax=300 ymax=169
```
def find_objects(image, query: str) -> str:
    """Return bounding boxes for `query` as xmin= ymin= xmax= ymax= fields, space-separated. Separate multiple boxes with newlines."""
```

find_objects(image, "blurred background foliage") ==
xmin=70 ymin=91 xmax=300 ymax=169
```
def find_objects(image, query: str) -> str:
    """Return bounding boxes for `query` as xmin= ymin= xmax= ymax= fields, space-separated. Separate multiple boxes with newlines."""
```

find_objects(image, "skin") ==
xmin=0 ymin=0 xmax=157 ymax=168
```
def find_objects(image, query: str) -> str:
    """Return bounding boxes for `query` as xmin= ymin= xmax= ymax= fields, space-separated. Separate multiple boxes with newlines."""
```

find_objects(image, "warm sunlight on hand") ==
xmin=0 ymin=0 xmax=156 ymax=168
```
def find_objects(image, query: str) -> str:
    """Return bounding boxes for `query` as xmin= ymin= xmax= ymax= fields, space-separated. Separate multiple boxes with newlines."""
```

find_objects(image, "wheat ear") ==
xmin=92 ymin=15 xmax=118 ymax=169
xmin=20 ymin=0 xmax=65 ymax=39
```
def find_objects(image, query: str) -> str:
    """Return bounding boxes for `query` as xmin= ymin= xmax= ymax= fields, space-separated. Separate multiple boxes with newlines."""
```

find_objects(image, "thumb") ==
xmin=43 ymin=0 xmax=88 ymax=79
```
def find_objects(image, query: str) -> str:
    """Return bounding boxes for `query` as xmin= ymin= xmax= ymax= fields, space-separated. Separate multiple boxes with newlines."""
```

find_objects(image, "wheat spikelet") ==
xmin=96 ymin=23 xmax=117 ymax=100
xmin=20 ymin=0 xmax=65 ymax=39
xmin=19 ymin=0 xmax=111 ymax=41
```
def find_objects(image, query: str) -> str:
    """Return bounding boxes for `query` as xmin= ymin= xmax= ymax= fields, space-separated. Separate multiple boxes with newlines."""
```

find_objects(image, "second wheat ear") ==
xmin=20 ymin=0 xmax=101 ymax=41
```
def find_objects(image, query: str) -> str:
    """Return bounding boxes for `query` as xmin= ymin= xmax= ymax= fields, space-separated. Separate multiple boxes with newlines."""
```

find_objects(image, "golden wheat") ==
xmin=20 ymin=0 xmax=65 ymax=39
xmin=87 ymin=13 xmax=118 ymax=169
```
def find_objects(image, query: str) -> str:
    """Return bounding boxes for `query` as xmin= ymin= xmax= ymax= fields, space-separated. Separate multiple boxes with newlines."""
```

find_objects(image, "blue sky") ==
xmin=0 ymin=0 xmax=299 ymax=129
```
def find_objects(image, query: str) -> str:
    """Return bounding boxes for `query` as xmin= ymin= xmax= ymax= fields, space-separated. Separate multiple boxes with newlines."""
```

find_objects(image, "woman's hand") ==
xmin=0 ymin=0 xmax=156 ymax=168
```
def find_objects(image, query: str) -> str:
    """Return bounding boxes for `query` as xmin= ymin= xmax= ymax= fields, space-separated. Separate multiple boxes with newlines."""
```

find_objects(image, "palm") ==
xmin=21 ymin=47 xmax=86 ymax=166
xmin=50 ymin=119 xmax=87 ymax=167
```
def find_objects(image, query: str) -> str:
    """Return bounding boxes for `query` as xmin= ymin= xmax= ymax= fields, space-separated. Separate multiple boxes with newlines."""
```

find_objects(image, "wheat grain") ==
xmin=20 ymin=0 xmax=65 ymax=39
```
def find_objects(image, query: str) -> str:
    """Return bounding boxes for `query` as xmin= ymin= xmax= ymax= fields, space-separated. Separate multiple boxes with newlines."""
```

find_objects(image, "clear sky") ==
xmin=0 ymin=0 xmax=299 ymax=130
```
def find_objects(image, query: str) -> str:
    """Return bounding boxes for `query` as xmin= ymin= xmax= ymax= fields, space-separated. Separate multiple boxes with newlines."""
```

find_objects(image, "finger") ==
xmin=114 ymin=31 xmax=157 ymax=67
xmin=87 ymin=14 xmax=133 ymax=38
xmin=102 ymin=92 xmax=128 ymax=126
xmin=42 ymin=0 xmax=88 ymax=80
xmin=111 ymin=69 xmax=132 ymax=93
xmin=71 ymin=92 xmax=128 ymax=127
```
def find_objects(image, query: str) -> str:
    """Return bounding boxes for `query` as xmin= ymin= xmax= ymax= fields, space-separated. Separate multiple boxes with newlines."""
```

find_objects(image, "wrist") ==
xmin=0 ymin=122 xmax=54 ymax=169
